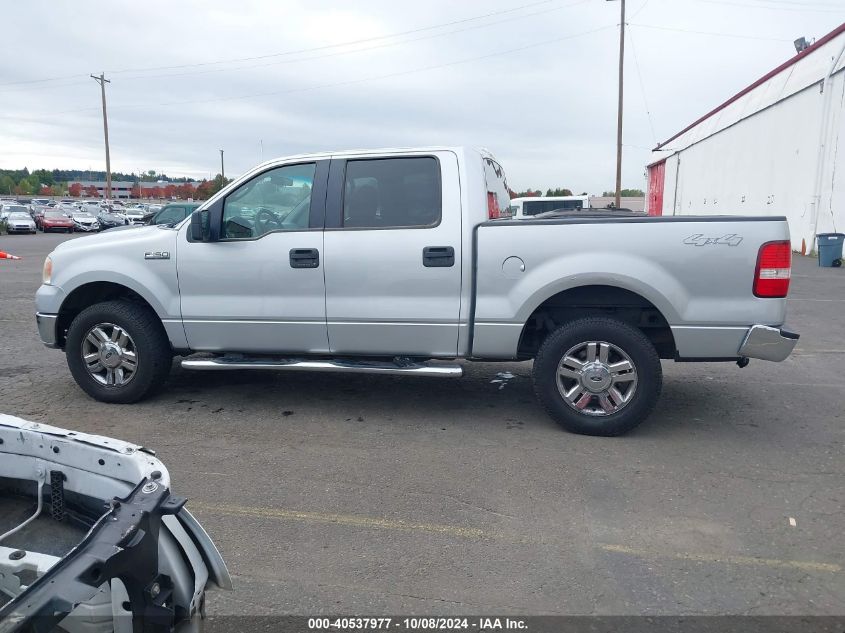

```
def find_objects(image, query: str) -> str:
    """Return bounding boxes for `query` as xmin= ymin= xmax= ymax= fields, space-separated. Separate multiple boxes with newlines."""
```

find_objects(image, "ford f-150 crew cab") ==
xmin=35 ymin=147 xmax=799 ymax=436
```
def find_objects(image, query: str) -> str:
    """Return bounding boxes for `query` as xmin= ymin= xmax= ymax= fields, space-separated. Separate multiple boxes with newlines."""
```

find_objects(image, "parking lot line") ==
xmin=189 ymin=501 xmax=487 ymax=538
xmin=599 ymin=544 xmax=841 ymax=573
xmin=191 ymin=501 xmax=841 ymax=574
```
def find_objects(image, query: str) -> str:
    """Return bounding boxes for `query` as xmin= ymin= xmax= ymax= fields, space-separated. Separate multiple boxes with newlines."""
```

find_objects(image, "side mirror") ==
xmin=190 ymin=209 xmax=210 ymax=241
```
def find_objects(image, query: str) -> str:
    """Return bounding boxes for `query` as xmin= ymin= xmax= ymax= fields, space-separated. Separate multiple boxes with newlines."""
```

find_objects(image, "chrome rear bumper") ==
xmin=738 ymin=325 xmax=799 ymax=362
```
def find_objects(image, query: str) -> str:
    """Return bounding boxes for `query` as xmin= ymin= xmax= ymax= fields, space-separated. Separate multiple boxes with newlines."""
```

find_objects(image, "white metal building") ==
xmin=646 ymin=23 xmax=845 ymax=254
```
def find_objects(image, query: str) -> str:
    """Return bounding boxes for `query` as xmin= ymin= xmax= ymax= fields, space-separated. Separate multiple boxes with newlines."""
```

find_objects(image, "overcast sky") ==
xmin=0 ymin=0 xmax=841 ymax=193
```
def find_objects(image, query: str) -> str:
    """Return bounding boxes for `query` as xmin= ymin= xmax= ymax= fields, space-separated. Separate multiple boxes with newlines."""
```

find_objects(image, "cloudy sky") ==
xmin=0 ymin=0 xmax=841 ymax=193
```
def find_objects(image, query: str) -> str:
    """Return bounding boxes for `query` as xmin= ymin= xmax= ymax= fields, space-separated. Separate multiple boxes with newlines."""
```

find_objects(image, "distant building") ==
xmin=68 ymin=180 xmax=199 ymax=199
xmin=647 ymin=22 xmax=845 ymax=254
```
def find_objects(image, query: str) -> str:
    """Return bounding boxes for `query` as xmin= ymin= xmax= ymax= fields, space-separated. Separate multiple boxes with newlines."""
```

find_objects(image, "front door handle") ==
xmin=423 ymin=246 xmax=455 ymax=267
xmin=290 ymin=248 xmax=319 ymax=269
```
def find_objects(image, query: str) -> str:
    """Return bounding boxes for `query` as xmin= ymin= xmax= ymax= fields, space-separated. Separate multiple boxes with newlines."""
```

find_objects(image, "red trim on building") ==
xmin=655 ymin=21 xmax=845 ymax=151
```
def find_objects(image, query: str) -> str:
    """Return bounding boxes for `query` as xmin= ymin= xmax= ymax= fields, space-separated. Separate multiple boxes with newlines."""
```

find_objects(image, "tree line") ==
xmin=0 ymin=168 xmax=232 ymax=200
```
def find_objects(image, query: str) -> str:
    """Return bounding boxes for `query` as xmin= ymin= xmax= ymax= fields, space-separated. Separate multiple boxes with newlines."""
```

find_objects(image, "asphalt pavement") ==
xmin=1 ymin=231 xmax=843 ymax=615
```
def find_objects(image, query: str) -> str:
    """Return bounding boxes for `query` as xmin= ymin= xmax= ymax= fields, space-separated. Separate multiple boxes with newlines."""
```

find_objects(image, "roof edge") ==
xmin=654 ymin=21 xmax=845 ymax=151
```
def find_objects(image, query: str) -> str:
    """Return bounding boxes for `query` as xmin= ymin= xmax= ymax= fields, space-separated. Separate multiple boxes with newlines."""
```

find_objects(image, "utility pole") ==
xmin=219 ymin=149 xmax=225 ymax=180
xmin=607 ymin=0 xmax=625 ymax=209
xmin=90 ymin=73 xmax=112 ymax=200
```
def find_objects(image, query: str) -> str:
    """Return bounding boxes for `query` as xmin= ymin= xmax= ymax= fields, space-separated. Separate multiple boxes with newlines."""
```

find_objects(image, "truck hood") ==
xmin=53 ymin=224 xmax=176 ymax=254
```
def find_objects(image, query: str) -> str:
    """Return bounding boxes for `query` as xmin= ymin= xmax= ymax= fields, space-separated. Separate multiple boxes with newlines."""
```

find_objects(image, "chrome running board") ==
xmin=180 ymin=356 xmax=463 ymax=377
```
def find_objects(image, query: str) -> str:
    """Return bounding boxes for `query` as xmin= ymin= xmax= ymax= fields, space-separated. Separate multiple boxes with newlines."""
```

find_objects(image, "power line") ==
xmin=111 ymin=0 xmax=589 ymax=83
xmin=105 ymin=0 xmax=566 ymax=75
xmin=693 ymin=0 xmax=845 ymax=13
xmin=629 ymin=22 xmax=792 ymax=41
xmin=627 ymin=27 xmax=658 ymax=146
xmin=0 ymin=23 xmax=616 ymax=122
xmin=0 ymin=0 xmax=584 ymax=91
xmin=711 ymin=0 xmax=844 ymax=7
xmin=628 ymin=0 xmax=650 ymax=20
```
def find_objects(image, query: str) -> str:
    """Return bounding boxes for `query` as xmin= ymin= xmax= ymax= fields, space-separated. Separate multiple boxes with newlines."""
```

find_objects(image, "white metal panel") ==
xmin=663 ymin=30 xmax=845 ymax=152
xmin=651 ymin=72 xmax=845 ymax=252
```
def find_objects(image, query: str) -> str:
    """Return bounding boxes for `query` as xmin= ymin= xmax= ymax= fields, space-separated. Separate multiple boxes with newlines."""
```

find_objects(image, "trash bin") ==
xmin=817 ymin=233 xmax=845 ymax=267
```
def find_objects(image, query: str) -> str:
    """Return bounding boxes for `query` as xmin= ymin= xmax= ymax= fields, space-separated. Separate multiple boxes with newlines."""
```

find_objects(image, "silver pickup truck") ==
xmin=35 ymin=146 xmax=798 ymax=436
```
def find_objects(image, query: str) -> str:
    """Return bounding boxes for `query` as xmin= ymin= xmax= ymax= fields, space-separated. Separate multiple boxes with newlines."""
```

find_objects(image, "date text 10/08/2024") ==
xmin=307 ymin=618 xmax=528 ymax=630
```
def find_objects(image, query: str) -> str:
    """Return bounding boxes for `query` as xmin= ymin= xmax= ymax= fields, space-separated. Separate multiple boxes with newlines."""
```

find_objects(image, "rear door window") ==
xmin=342 ymin=157 xmax=441 ymax=229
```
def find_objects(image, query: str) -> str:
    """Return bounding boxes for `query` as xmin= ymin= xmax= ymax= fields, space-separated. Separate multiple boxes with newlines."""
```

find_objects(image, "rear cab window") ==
xmin=482 ymin=153 xmax=513 ymax=219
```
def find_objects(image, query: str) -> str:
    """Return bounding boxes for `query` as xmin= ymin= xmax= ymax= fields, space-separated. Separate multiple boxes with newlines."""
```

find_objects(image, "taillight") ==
xmin=487 ymin=192 xmax=501 ymax=219
xmin=753 ymin=241 xmax=791 ymax=298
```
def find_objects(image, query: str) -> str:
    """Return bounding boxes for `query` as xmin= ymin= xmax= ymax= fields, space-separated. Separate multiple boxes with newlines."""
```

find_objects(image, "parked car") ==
xmin=34 ymin=147 xmax=799 ymax=436
xmin=81 ymin=202 xmax=103 ymax=215
xmin=30 ymin=197 xmax=51 ymax=207
xmin=122 ymin=207 xmax=147 ymax=225
xmin=0 ymin=413 xmax=231 ymax=630
xmin=31 ymin=205 xmax=51 ymax=227
xmin=41 ymin=210 xmax=76 ymax=233
xmin=148 ymin=201 xmax=201 ymax=225
xmin=1 ymin=203 xmax=30 ymax=222
xmin=5 ymin=211 xmax=37 ymax=233
xmin=97 ymin=210 xmax=129 ymax=229
xmin=55 ymin=202 xmax=77 ymax=215
xmin=69 ymin=211 xmax=100 ymax=232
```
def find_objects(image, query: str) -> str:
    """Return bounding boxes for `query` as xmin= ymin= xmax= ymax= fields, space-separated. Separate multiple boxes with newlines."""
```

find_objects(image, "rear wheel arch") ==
xmin=517 ymin=285 xmax=676 ymax=360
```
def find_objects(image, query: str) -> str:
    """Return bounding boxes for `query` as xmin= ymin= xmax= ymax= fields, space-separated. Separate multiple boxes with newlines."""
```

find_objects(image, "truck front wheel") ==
xmin=65 ymin=300 xmax=172 ymax=403
xmin=532 ymin=317 xmax=662 ymax=436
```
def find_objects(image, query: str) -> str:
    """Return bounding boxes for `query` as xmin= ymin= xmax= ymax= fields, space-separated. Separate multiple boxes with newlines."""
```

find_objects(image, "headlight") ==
xmin=42 ymin=256 xmax=52 ymax=285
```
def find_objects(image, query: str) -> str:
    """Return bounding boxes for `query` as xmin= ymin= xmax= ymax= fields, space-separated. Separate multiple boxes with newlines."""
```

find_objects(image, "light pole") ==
xmin=219 ymin=149 xmax=225 ymax=180
xmin=607 ymin=0 xmax=625 ymax=210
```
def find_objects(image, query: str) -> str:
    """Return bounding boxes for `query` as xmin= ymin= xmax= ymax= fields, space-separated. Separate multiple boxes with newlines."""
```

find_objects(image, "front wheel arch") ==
xmin=57 ymin=282 xmax=160 ymax=349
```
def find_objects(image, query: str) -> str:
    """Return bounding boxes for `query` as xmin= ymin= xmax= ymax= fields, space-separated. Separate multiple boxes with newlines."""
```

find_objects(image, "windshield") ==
xmin=9 ymin=212 xmax=31 ymax=220
xmin=5 ymin=205 xmax=28 ymax=213
xmin=44 ymin=212 xmax=68 ymax=219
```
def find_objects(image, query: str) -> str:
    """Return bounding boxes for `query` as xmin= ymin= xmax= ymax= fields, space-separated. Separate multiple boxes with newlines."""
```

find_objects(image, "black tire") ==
xmin=532 ymin=317 xmax=662 ymax=436
xmin=65 ymin=300 xmax=172 ymax=403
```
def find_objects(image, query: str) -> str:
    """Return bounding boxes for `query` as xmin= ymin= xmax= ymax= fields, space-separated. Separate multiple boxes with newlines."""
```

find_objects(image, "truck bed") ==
xmin=471 ymin=215 xmax=791 ymax=360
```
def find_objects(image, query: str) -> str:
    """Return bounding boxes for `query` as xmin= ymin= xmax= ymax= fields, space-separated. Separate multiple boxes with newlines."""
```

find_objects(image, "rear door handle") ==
xmin=423 ymin=246 xmax=455 ymax=267
xmin=290 ymin=248 xmax=319 ymax=269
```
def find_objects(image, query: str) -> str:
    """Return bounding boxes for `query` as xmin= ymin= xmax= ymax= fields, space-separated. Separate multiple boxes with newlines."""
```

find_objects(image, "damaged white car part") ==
xmin=0 ymin=414 xmax=231 ymax=633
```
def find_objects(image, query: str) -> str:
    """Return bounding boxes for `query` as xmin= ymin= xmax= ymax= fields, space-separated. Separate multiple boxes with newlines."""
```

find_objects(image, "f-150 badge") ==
xmin=144 ymin=251 xmax=171 ymax=259
xmin=683 ymin=234 xmax=743 ymax=247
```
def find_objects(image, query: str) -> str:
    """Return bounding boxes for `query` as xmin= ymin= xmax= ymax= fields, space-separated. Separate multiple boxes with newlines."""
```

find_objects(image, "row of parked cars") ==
xmin=0 ymin=197 xmax=200 ymax=234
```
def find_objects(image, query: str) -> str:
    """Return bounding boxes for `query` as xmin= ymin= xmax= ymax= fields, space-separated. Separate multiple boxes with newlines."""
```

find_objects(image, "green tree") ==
xmin=545 ymin=187 xmax=573 ymax=197
xmin=602 ymin=188 xmax=645 ymax=197
xmin=15 ymin=178 xmax=34 ymax=195
xmin=513 ymin=188 xmax=542 ymax=198
xmin=0 ymin=175 xmax=14 ymax=195
xmin=31 ymin=169 xmax=54 ymax=187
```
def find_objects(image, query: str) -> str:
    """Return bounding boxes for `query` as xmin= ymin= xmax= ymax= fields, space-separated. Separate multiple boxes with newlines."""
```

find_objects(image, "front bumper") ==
xmin=73 ymin=223 xmax=99 ymax=231
xmin=738 ymin=325 xmax=799 ymax=362
xmin=8 ymin=225 xmax=35 ymax=232
xmin=36 ymin=312 xmax=59 ymax=348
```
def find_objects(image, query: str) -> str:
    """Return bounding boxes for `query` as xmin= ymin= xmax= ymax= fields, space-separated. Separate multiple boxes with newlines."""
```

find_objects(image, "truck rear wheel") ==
xmin=65 ymin=300 xmax=172 ymax=403
xmin=532 ymin=317 xmax=662 ymax=436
